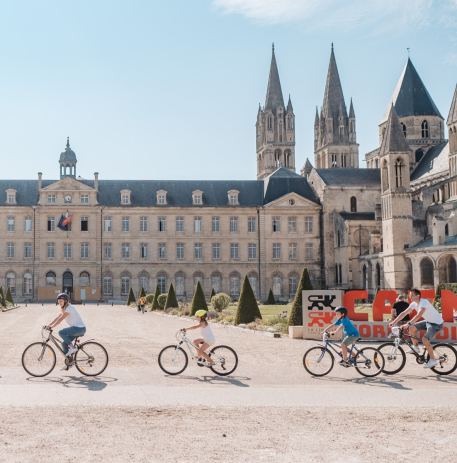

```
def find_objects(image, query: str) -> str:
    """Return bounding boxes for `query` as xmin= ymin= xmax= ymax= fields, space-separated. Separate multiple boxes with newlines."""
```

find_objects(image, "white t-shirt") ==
xmin=200 ymin=323 xmax=215 ymax=343
xmin=409 ymin=299 xmax=443 ymax=324
xmin=64 ymin=305 xmax=86 ymax=328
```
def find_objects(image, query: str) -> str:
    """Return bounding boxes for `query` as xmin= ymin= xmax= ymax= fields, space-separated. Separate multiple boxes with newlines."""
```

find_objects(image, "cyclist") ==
xmin=182 ymin=310 xmax=215 ymax=366
xmin=391 ymin=294 xmax=410 ymax=326
xmin=389 ymin=288 xmax=443 ymax=369
xmin=138 ymin=295 xmax=146 ymax=315
xmin=323 ymin=306 xmax=360 ymax=366
xmin=45 ymin=293 xmax=86 ymax=371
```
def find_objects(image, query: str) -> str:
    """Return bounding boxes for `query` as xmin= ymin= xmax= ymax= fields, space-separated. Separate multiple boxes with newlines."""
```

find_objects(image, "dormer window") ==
xmin=228 ymin=190 xmax=239 ymax=205
xmin=48 ymin=194 xmax=56 ymax=204
xmin=6 ymin=189 xmax=16 ymax=204
xmin=121 ymin=190 xmax=131 ymax=205
xmin=157 ymin=190 xmax=167 ymax=205
xmin=192 ymin=190 xmax=203 ymax=205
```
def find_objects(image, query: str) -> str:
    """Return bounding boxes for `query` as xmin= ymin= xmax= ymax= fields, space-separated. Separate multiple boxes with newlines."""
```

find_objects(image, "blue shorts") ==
xmin=413 ymin=321 xmax=444 ymax=340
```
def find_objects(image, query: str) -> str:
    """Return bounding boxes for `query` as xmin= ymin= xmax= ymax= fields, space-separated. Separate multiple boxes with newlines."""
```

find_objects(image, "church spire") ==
xmin=322 ymin=45 xmax=346 ymax=121
xmin=380 ymin=105 xmax=411 ymax=156
xmin=264 ymin=44 xmax=285 ymax=111
xmin=349 ymin=98 xmax=355 ymax=118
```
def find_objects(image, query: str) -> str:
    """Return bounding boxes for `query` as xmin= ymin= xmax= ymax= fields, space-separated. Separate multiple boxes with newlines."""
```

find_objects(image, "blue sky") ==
xmin=0 ymin=0 xmax=456 ymax=180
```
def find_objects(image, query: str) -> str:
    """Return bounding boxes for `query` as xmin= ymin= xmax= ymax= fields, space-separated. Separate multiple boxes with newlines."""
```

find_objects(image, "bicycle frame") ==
xmin=388 ymin=327 xmax=426 ymax=361
xmin=319 ymin=333 xmax=371 ymax=365
xmin=174 ymin=331 xmax=209 ymax=363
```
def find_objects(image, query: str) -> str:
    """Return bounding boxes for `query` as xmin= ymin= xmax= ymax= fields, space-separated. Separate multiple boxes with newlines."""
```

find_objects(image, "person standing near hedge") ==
xmin=139 ymin=295 xmax=146 ymax=314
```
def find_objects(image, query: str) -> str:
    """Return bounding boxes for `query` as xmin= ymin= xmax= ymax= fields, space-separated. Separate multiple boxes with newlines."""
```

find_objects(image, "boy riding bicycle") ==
xmin=389 ymin=288 xmax=444 ymax=369
xmin=323 ymin=306 xmax=360 ymax=366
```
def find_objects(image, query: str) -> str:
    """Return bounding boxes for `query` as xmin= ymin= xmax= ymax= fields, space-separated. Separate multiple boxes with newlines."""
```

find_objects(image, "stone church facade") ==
xmin=1 ymin=45 xmax=457 ymax=301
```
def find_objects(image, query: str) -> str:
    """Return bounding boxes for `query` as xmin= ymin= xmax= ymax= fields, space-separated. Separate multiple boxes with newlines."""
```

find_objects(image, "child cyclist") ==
xmin=323 ymin=306 xmax=360 ymax=366
xmin=182 ymin=310 xmax=215 ymax=366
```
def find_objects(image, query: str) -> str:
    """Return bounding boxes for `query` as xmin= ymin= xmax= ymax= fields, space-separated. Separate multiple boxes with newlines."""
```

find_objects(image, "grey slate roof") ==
xmin=410 ymin=142 xmax=449 ymax=182
xmin=59 ymin=138 xmax=77 ymax=162
xmin=339 ymin=212 xmax=376 ymax=221
xmin=448 ymin=84 xmax=457 ymax=125
xmin=382 ymin=58 xmax=442 ymax=123
xmin=410 ymin=234 xmax=457 ymax=249
xmin=264 ymin=46 xmax=285 ymax=111
xmin=315 ymin=168 xmax=381 ymax=187
xmin=0 ymin=169 xmax=320 ymax=207
xmin=322 ymin=46 xmax=347 ymax=122
xmin=379 ymin=105 xmax=411 ymax=155
xmin=349 ymin=98 xmax=355 ymax=119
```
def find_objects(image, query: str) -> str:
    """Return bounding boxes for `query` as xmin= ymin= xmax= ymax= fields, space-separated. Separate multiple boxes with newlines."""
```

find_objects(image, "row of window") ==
xmin=5 ymin=215 xmax=314 ymax=234
xmin=5 ymin=242 xmax=315 ymax=261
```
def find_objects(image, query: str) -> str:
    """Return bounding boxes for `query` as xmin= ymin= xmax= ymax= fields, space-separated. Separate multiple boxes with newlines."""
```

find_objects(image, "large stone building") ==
xmin=2 ymin=45 xmax=457 ymax=302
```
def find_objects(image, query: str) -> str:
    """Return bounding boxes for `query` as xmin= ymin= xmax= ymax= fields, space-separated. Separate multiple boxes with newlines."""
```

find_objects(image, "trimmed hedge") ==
xmin=288 ymin=267 xmax=313 ymax=327
xmin=157 ymin=294 xmax=168 ymax=309
xmin=235 ymin=275 xmax=262 ymax=325
xmin=267 ymin=289 xmax=275 ymax=305
xmin=165 ymin=283 xmax=179 ymax=309
xmin=127 ymin=287 xmax=136 ymax=305
xmin=6 ymin=287 xmax=14 ymax=305
xmin=190 ymin=281 xmax=208 ymax=316
xmin=139 ymin=286 xmax=146 ymax=298
xmin=151 ymin=285 xmax=161 ymax=310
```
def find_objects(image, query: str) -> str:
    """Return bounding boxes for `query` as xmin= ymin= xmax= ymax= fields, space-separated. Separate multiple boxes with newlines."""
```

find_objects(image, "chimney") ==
xmin=94 ymin=172 xmax=99 ymax=191
xmin=432 ymin=217 xmax=446 ymax=246
xmin=38 ymin=172 xmax=42 ymax=190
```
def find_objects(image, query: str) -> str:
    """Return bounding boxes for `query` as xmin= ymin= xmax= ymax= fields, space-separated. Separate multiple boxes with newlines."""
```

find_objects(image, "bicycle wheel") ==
xmin=354 ymin=347 xmax=385 ymax=377
xmin=75 ymin=342 xmax=109 ymax=376
xmin=158 ymin=345 xmax=188 ymax=375
xmin=209 ymin=346 xmax=238 ymax=376
xmin=427 ymin=343 xmax=457 ymax=375
xmin=377 ymin=342 xmax=406 ymax=375
xmin=22 ymin=342 xmax=56 ymax=377
xmin=303 ymin=346 xmax=334 ymax=376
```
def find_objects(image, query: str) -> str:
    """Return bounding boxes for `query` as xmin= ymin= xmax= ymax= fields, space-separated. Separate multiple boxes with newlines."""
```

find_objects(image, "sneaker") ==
xmin=206 ymin=361 xmax=216 ymax=367
xmin=339 ymin=360 xmax=350 ymax=367
xmin=60 ymin=365 xmax=69 ymax=371
xmin=406 ymin=345 xmax=421 ymax=354
xmin=66 ymin=347 xmax=78 ymax=356
xmin=424 ymin=359 xmax=438 ymax=369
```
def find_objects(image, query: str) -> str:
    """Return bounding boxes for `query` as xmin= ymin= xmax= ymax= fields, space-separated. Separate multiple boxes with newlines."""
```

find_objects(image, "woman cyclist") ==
xmin=182 ymin=310 xmax=215 ymax=366
xmin=45 ymin=293 xmax=86 ymax=371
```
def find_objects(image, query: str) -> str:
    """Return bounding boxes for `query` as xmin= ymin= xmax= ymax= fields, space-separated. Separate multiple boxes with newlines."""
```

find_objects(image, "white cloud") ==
xmin=213 ymin=0 xmax=454 ymax=34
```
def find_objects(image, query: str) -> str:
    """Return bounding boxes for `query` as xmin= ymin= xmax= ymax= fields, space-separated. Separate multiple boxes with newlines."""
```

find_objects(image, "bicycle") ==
xmin=303 ymin=332 xmax=385 ymax=377
xmin=378 ymin=326 xmax=457 ymax=375
xmin=158 ymin=330 xmax=238 ymax=376
xmin=22 ymin=327 xmax=109 ymax=377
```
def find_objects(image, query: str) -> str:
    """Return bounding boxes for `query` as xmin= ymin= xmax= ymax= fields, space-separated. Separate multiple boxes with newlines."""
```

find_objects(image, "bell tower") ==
xmin=59 ymin=137 xmax=77 ymax=179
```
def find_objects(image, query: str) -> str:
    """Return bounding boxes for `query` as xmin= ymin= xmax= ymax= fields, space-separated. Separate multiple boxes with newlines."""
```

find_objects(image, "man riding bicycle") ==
xmin=45 ymin=293 xmax=86 ymax=371
xmin=389 ymin=288 xmax=444 ymax=369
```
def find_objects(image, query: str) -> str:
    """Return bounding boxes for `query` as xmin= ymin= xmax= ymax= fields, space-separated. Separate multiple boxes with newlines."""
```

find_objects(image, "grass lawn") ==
xmin=222 ymin=304 xmax=291 ymax=319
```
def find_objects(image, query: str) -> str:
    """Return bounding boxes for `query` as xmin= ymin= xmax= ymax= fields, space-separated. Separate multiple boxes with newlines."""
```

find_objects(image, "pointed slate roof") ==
xmin=265 ymin=45 xmax=284 ymax=111
xmin=447 ymin=84 xmax=457 ymax=125
xmin=349 ymin=98 xmax=355 ymax=118
xmin=380 ymin=105 xmax=411 ymax=155
xmin=382 ymin=58 xmax=442 ymax=123
xmin=287 ymin=95 xmax=293 ymax=112
xmin=322 ymin=45 xmax=346 ymax=120
xmin=314 ymin=107 xmax=319 ymax=126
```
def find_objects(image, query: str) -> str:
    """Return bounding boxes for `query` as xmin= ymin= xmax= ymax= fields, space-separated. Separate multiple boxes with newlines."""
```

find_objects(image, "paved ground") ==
xmin=1 ymin=304 xmax=457 ymax=462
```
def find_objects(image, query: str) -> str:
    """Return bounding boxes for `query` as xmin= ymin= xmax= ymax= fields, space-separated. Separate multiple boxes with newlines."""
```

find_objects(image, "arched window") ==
xmin=139 ymin=273 xmax=148 ymax=293
xmin=157 ymin=273 xmax=166 ymax=294
xmin=415 ymin=149 xmax=424 ymax=163
xmin=121 ymin=273 xmax=130 ymax=295
xmin=80 ymin=271 xmax=90 ymax=287
xmin=382 ymin=160 xmax=389 ymax=192
xmin=23 ymin=273 xmax=32 ymax=295
xmin=289 ymin=275 xmax=298 ymax=298
xmin=230 ymin=274 xmax=240 ymax=297
xmin=7 ymin=272 xmax=16 ymax=295
xmin=339 ymin=264 xmax=342 ymax=284
xmin=194 ymin=273 xmax=203 ymax=290
xmin=288 ymin=115 xmax=294 ymax=130
xmin=350 ymin=196 xmax=357 ymax=212
xmin=103 ymin=274 xmax=112 ymax=295
xmin=395 ymin=158 xmax=403 ymax=188
xmin=337 ymin=230 xmax=341 ymax=248
xmin=248 ymin=274 xmax=258 ymax=296
xmin=401 ymin=123 xmax=406 ymax=137
xmin=421 ymin=120 xmax=429 ymax=138
xmin=46 ymin=271 xmax=56 ymax=286
xmin=376 ymin=263 xmax=381 ymax=288
xmin=335 ymin=265 xmax=339 ymax=284
xmin=450 ymin=257 xmax=457 ymax=283
xmin=362 ymin=265 xmax=367 ymax=290
xmin=272 ymin=274 xmax=282 ymax=296
xmin=420 ymin=258 xmax=434 ymax=286
xmin=176 ymin=273 xmax=185 ymax=296
xmin=445 ymin=224 xmax=449 ymax=236
xmin=375 ymin=159 xmax=379 ymax=169
xmin=211 ymin=273 xmax=221 ymax=294
xmin=267 ymin=115 xmax=273 ymax=130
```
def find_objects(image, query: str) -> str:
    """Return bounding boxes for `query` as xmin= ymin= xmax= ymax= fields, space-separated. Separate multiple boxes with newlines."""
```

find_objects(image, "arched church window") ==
xmin=376 ymin=263 xmax=381 ymax=288
xmin=375 ymin=159 xmax=379 ymax=168
xmin=350 ymin=196 xmax=357 ymax=212
xmin=421 ymin=120 xmax=429 ymax=138
xmin=382 ymin=160 xmax=389 ymax=192
xmin=395 ymin=159 xmax=403 ymax=188
xmin=337 ymin=230 xmax=341 ymax=248
xmin=362 ymin=265 xmax=367 ymax=290
xmin=267 ymin=115 xmax=273 ymax=130
xmin=401 ymin=123 xmax=406 ymax=137
xmin=420 ymin=258 xmax=434 ymax=286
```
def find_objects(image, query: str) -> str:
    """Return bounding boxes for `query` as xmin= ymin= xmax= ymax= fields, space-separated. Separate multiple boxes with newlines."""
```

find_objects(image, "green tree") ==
xmin=267 ymin=289 xmax=275 ymax=305
xmin=127 ymin=287 xmax=136 ymax=306
xmin=210 ymin=287 xmax=216 ymax=302
xmin=211 ymin=292 xmax=231 ymax=312
xmin=139 ymin=286 xmax=146 ymax=298
xmin=165 ymin=283 xmax=179 ymax=309
xmin=151 ymin=285 xmax=161 ymax=310
xmin=6 ymin=287 xmax=14 ymax=305
xmin=0 ymin=287 xmax=6 ymax=308
xmin=288 ymin=267 xmax=313 ymax=327
xmin=190 ymin=281 xmax=208 ymax=316
xmin=235 ymin=275 xmax=262 ymax=325
xmin=157 ymin=294 xmax=168 ymax=309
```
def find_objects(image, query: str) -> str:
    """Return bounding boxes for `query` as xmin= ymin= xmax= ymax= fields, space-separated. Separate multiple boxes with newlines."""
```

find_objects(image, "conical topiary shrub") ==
xmin=165 ymin=283 xmax=179 ymax=309
xmin=127 ymin=287 xmax=136 ymax=306
xmin=0 ymin=287 xmax=6 ymax=308
xmin=151 ymin=285 xmax=161 ymax=310
xmin=288 ymin=267 xmax=313 ymax=327
xmin=235 ymin=275 xmax=262 ymax=325
xmin=139 ymin=286 xmax=146 ymax=298
xmin=6 ymin=287 xmax=14 ymax=305
xmin=210 ymin=287 xmax=216 ymax=302
xmin=190 ymin=281 xmax=208 ymax=316
xmin=267 ymin=289 xmax=275 ymax=305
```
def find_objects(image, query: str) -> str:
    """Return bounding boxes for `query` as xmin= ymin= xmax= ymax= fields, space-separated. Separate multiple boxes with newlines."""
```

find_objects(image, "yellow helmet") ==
xmin=195 ymin=310 xmax=207 ymax=318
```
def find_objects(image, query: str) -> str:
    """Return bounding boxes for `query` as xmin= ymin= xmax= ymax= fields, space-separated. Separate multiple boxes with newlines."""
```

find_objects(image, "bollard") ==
xmin=25 ymin=302 xmax=27 ymax=307
xmin=112 ymin=301 xmax=113 ymax=306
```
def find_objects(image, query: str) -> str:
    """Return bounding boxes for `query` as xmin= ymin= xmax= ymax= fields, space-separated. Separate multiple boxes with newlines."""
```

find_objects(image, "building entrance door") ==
xmin=63 ymin=271 xmax=73 ymax=298
xmin=81 ymin=289 xmax=86 ymax=300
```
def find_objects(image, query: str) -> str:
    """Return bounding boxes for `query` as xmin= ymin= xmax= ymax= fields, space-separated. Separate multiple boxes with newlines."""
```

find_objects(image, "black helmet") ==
xmin=57 ymin=293 xmax=70 ymax=302
xmin=335 ymin=306 xmax=348 ymax=316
